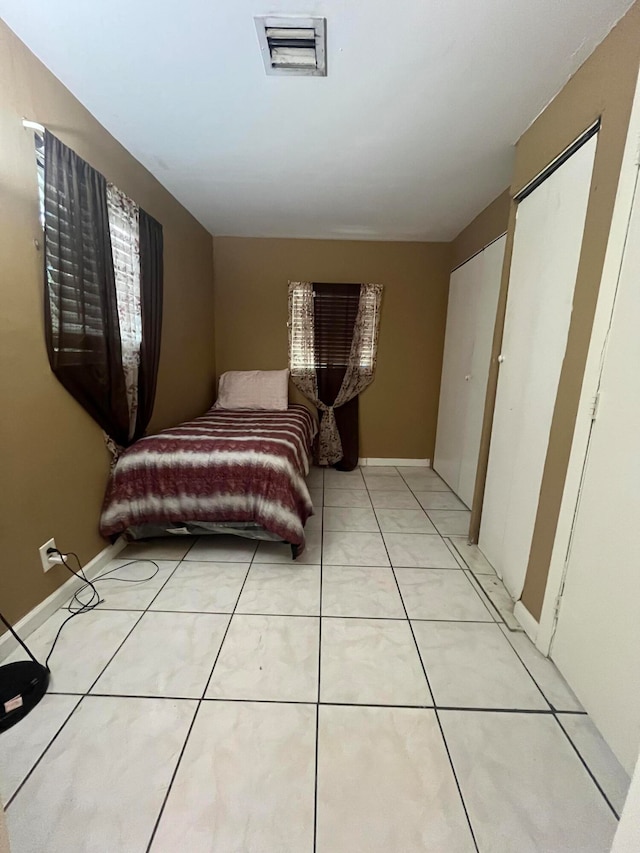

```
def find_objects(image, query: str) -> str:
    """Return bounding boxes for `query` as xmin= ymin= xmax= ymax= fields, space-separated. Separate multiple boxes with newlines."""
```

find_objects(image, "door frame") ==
xmin=535 ymin=67 xmax=640 ymax=655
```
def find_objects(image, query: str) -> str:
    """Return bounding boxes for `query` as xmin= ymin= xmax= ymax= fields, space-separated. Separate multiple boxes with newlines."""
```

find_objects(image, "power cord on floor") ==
xmin=44 ymin=549 xmax=160 ymax=670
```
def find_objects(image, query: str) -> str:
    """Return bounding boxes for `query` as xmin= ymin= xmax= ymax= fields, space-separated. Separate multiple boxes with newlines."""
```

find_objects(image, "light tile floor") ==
xmin=0 ymin=466 xmax=630 ymax=852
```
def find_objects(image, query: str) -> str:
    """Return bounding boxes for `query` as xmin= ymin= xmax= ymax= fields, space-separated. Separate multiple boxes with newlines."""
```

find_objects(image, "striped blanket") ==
xmin=100 ymin=405 xmax=317 ymax=546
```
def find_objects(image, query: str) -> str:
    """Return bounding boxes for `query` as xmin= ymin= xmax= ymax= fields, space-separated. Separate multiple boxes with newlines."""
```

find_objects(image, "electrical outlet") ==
xmin=39 ymin=538 xmax=63 ymax=573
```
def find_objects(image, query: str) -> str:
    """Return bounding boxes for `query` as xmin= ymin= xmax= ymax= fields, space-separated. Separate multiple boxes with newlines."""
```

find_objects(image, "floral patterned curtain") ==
xmin=107 ymin=184 xmax=141 ymax=440
xmin=288 ymin=281 xmax=383 ymax=465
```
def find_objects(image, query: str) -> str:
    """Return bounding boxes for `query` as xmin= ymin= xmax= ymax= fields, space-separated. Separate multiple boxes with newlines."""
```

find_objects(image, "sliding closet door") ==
xmin=551 ymin=175 xmax=640 ymax=775
xmin=479 ymin=133 xmax=597 ymax=598
xmin=457 ymin=235 xmax=506 ymax=507
xmin=434 ymin=258 xmax=476 ymax=493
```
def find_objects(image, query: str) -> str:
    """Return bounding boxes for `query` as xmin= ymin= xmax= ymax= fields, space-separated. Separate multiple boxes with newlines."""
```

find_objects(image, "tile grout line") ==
xmin=553 ymin=715 xmax=620 ymax=820
xmin=312 ymin=470 xmax=324 ymax=853
xmin=144 ymin=538 xmax=258 ymax=852
xmin=4 ymin=545 xmax=195 ymax=810
xmin=389 ymin=481 xmax=616 ymax=819
xmin=366 ymin=469 xmax=481 ymax=853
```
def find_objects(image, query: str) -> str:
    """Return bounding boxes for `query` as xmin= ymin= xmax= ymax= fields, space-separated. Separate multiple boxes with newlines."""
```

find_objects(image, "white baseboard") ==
xmin=359 ymin=458 xmax=431 ymax=467
xmin=514 ymin=600 xmax=539 ymax=643
xmin=0 ymin=537 xmax=126 ymax=659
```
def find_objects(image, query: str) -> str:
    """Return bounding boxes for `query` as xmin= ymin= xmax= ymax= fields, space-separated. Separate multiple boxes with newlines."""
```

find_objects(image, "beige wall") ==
xmin=0 ymin=21 xmax=216 ymax=624
xmin=450 ymin=189 xmax=511 ymax=270
xmin=213 ymin=237 xmax=451 ymax=460
xmin=468 ymin=4 xmax=640 ymax=618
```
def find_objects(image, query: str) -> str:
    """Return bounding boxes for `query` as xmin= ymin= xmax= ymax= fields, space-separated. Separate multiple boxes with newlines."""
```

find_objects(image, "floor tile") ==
xmin=206 ymin=614 xmax=319 ymax=702
xmin=320 ymin=617 xmax=431 ymax=705
xmin=184 ymin=535 xmax=258 ymax=562
xmin=93 ymin=611 xmax=229 ymax=698
xmin=3 ymin=609 xmax=140 ymax=693
xmin=119 ymin=537 xmax=195 ymax=560
xmin=324 ymin=469 xmax=365 ymax=489
xmin=475 ymin=573 xmax=520 ymax=629
xmin=255 ymin=531 xmax=321 ymax=564
xmin=309 ymin=487 xmax=324 ymax=508
xmin=82 ymin=559 xmax=179 ymax=610
xmin=375 ymin=508 xmax=437 ymax=534
xmin=403 ymin=475 xmax=451 ymax=492
xmin=306 ymin=467 xmax=324 ymax=488
xmin=370 ymin=490 xmax=421 ymax=510
xmin=426 ymin=509 xmax=471 ymax=536
xmin=0 ymin=694 xmax=80 ymax=805
xmin=323 ymin=531 xmax=390 ymax=566
xmin=323 ymin=506 xmax=379 ymax=532
xmin=316 ymin=705 xmax=475 ymax=853
xmin=396 ymin=568 xmax=494 ymax=621
xmin=416 ymin=492 xmax=467 ymax=510
xmin=148 ymin=561 xmax=249 ymax=613
xmin=362 ymin=466 xmax=400 ymax=475
xmin=412 ymin=622 xmax=547 ymax=709
xmin=7 ymin=696 xmax=196 ymax=853
xmin=323 ymin=488 xmax=372 ymax=507
xmin=383 ymin=533 xmax=459 ymax=568
xmin=150 ymin=701 xmax=316 ymax=853
xmin=498 ymin=625 xmax=583 ymax=711
xmin=236 ymin=564 xmax=320 ymax=615
xmin=364 ymin=476 xmax=411 ymax=491
xmin=447 ymin=537 xmax=496 ymax=574
xmin=558 ymin=714 xmax=630 ymax=815
xmin=463 ymin=570 xmax=498 ymax=619
xmin=322 ymin=566 xmax=405 ymax=618
xmin=396 ymin=466 xmax=441 ymax=476
xmin=440 ymin=710 xmax=618 ymax=853
xmin=411 ymin=479 xmax=454 ymax=493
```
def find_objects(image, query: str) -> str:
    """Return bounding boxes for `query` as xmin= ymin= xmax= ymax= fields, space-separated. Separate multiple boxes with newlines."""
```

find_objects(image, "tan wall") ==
xmin=0 ymin=22 xmax=216 ymax=624
xmin=213 ymin=237 xmax=451 ymax=459
xmin=450 ymin=189 xmax=511 ymax=270
xmin=469 ymin=4 xmax=640 ymax=619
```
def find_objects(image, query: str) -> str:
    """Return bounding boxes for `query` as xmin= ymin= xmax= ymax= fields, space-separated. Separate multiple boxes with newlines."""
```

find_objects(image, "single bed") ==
xmin=100 ymin=403 xmax=317 ymax=557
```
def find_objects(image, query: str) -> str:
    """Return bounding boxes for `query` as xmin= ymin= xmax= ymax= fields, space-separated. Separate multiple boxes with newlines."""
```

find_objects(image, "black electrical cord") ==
xmin=44 ymin=549 xmax=160 ymax=669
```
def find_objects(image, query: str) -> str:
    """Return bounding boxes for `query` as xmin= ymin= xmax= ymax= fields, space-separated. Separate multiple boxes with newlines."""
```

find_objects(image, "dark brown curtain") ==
xmin=133 ymin=209 xmax=164 ymax=440
xmin=314 ymin=283 xmax=360 ymax=471
xmin=44 ymin=130 xmax=129 ymax=446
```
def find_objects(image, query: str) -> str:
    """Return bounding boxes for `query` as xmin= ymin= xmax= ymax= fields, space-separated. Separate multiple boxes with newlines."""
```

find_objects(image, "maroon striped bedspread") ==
xmin=100 ymin=404 xmax=317 ymax=545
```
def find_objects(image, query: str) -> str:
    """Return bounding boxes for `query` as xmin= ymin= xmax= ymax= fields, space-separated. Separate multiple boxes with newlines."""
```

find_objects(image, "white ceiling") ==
xmin=1 ymin=0 xmax=635 ymax=241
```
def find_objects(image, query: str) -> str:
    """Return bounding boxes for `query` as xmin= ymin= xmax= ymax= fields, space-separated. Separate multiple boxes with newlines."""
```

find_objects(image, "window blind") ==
xmin=313 ymin=283 xmax=360 ymax=368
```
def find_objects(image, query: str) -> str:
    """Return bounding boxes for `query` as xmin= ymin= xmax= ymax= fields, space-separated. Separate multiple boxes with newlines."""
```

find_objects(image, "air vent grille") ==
xmin=255 ymin=17 xmax=326 ymax=76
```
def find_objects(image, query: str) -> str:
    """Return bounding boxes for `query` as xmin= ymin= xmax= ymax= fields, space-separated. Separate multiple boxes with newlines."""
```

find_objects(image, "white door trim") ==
xmin=536 ymin=68 xmax=640 ymax=656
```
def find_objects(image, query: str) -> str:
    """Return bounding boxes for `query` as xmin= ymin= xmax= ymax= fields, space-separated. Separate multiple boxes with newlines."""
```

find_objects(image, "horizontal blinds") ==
xmin=41 ymin=148 xmax=104 ymax=344
xmin=314 ymin=283 xmax=360 ymax=368
xmin=289 ymin=283 xmax=315 ymax=371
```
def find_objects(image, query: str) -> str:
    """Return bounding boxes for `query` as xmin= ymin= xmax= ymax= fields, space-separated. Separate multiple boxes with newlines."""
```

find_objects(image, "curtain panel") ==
xmin=43 ymin=130 xmax=130 ymax=446
xmin=288 ymin=281 xmax=383 ymax=465
xmin=43 ymin=131 xmax=163 ymax=449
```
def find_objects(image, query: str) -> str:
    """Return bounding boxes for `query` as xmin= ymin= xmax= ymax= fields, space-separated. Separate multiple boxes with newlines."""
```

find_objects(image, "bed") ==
xmin=100 ymin=403 xmax=317 ymax=557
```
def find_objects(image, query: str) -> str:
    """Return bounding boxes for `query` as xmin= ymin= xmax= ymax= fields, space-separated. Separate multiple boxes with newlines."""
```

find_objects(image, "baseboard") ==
xmin=514 ymin=600 xmax=539 ymax=643
xmin=359 ymin=458 xmax=431 ymax=467
xmin=0 ymin=537 xmax=126 ymax=659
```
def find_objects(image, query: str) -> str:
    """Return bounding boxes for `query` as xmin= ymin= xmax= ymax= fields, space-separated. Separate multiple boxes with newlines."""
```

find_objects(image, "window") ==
xmin=35 ymin=136 xmax=142 ymax=367
xmin=288 ymin=282 xmax=380 ymax=373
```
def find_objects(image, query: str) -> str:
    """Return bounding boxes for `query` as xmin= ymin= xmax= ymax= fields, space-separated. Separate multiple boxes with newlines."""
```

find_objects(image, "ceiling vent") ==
xmin=255 ymin=17 xmax=326 ymax=77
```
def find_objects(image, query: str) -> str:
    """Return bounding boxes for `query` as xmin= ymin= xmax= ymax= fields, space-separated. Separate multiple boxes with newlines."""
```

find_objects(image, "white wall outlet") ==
xmin=39 ymin=538 xmax=63 ymax=573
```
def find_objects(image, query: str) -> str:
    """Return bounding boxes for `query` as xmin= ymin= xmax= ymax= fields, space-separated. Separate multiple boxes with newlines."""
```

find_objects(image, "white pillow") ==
xmin=215 ymin=369 xmax=289 ymax=411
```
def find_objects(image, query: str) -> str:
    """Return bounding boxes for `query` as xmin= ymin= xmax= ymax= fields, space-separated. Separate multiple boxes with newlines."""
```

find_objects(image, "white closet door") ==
xmin=551 ymin=175 xmax=640 ymax=775
xmin=479 ymin=134 xmax=597 ymax=598
xmin=457 ymin=235 xmax=506 ymax=507
xmin=434 ymin=257 xmax=476 ymax=493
